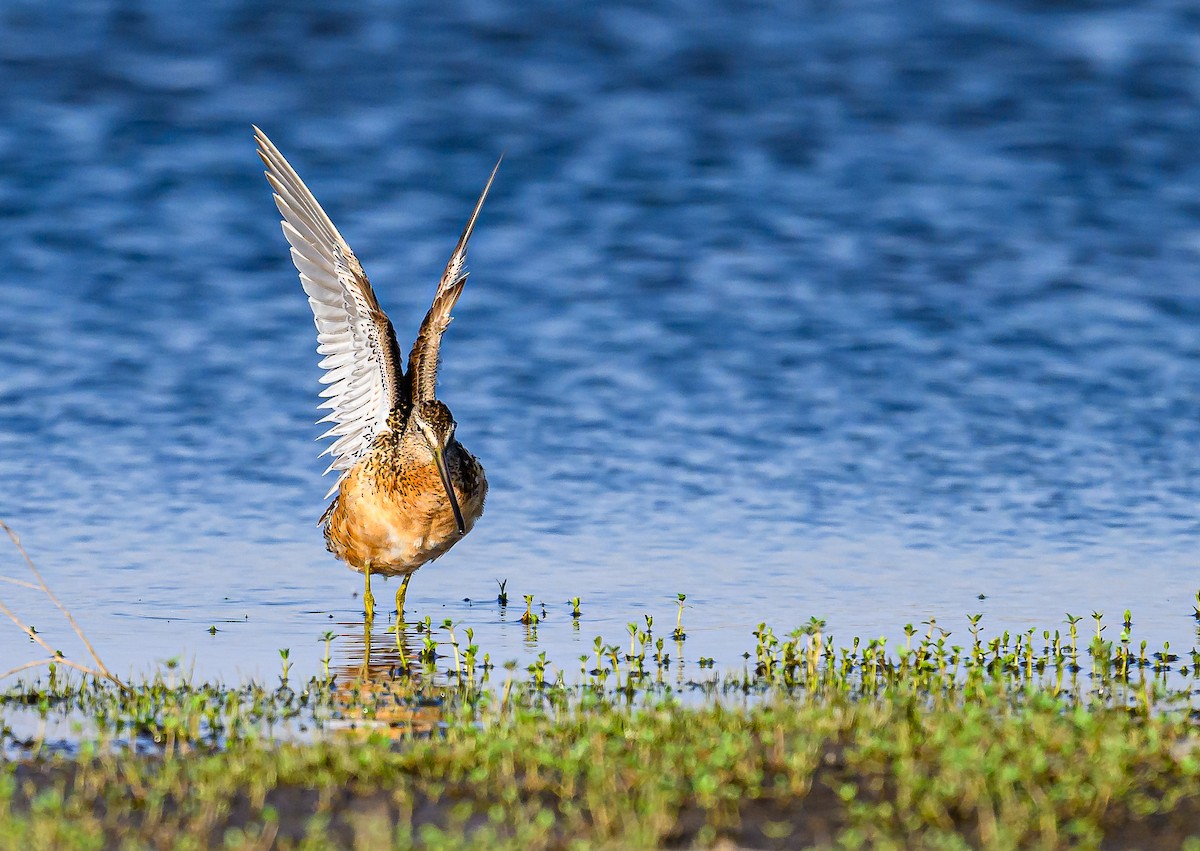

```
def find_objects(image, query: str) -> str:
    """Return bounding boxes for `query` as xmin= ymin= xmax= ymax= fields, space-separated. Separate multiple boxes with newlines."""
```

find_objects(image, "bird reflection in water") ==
xmin=327 ymin=617 xmax=444 ymax=739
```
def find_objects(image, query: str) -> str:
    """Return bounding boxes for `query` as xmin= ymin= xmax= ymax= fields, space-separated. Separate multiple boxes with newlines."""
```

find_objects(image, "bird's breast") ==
xmin=322 ymin=450 xmax=486 ymax=575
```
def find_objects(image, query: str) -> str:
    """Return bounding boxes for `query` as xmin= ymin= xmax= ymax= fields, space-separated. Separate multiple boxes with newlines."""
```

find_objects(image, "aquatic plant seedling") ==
xmin=278 ymin=648 xmax=291 ymax=684
xmin=319 ymin=631 xmax=336 ymax=682
xmin=461 ymin=627 xmax=480 ymax=679
xmin=442 ymin=619 xmax=463 ymax=679
xmin=672 ymin=593 xmax=687 ymax=640
xmin=419 ymin=632 xmax=438 ymax=664
xmin=496 ymin=579 xmax=508 ymax=607
xmin=526 ymin=651 xmax=548 ymax=688
xmin=520 ymin=594 xmax=539 ymax=625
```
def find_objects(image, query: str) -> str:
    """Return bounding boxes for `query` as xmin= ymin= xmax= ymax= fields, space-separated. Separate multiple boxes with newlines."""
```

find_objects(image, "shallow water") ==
xmin=1 ymin=0 xmax=1198 ymax=682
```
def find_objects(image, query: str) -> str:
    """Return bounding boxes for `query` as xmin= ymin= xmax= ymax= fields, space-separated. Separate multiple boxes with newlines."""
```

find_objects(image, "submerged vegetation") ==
xmin=3 ymin=600 xmax=1200 ymax=849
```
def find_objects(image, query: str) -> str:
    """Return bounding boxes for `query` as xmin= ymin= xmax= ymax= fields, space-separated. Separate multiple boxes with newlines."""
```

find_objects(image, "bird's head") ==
xmin=411 ymin=400 xmax=465 ymax=534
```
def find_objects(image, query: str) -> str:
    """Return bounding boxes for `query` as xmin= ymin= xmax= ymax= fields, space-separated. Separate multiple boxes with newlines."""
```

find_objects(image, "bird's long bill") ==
xmin=434 ymin=447 xmax=466 ymax=535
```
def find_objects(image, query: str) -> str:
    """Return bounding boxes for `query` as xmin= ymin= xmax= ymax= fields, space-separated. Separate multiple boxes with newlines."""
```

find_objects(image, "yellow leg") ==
xmin=395 ymin=574 xmax=411 ymax=619
xmin=363 ymin=565 xmax=375 ymax=621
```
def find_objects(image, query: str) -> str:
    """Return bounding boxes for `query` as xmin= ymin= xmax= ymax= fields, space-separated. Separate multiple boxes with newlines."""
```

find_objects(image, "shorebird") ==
xmin=254 ymin=127 xmax=495 ymax=620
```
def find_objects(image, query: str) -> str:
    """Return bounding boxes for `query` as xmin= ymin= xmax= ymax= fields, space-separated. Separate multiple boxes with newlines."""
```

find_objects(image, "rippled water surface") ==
xmin=1 ymin=0 xmax=1198 ymax=681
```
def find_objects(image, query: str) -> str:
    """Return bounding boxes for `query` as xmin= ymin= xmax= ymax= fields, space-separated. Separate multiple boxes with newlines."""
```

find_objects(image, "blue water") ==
xmin=0 ymin=0 xmax=1197 ymax=682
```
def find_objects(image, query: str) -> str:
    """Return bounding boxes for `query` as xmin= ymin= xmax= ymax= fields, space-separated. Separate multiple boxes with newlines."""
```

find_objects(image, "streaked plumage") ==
xmin=255 ymin=126 xmax=495 ymax=617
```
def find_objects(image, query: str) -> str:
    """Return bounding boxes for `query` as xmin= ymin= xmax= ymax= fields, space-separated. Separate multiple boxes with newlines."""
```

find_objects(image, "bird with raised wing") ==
xmin=255 ymin=127 xmax=496 ymax=620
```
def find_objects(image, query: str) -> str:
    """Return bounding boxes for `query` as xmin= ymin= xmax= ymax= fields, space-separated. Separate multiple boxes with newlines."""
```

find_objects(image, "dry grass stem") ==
xmin=0 ymin=576 xmax=40 ymax=590
xmin=0 ymin=519 xmax=124 ymax=689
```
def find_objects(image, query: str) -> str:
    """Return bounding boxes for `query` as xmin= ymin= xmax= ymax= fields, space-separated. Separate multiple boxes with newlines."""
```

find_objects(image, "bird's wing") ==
xmin=407 ymin=157 xmax=501 ymax=404
xmin=255 ymin=127 xmax=406 ymax=496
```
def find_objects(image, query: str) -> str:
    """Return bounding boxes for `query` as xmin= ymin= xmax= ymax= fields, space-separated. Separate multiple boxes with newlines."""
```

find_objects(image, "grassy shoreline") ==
xmin=3 ymin=606 xmax=1200 ymax=848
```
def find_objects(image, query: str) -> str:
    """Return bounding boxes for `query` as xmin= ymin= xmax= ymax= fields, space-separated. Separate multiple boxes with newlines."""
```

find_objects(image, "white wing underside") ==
xmin=255 ymin=127 xmax=399 ymax=498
